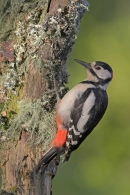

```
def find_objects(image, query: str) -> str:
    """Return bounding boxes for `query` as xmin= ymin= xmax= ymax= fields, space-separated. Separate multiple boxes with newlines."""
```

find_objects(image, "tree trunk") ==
xmin=0 ymin=0 xmax=89 ymax=194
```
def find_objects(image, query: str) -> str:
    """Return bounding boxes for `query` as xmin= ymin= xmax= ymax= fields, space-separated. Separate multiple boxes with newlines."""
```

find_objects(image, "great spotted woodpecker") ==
xmin=36 ymin=59 xmax=113 ymax=171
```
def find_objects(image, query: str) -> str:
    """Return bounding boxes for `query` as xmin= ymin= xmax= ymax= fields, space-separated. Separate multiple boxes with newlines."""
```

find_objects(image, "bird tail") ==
xmin=35 ymin=147 xmax=58 ymax=172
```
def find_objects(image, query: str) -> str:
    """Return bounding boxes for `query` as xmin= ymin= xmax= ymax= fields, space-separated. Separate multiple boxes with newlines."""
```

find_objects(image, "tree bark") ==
xmin=0 ymin=0 xmax=89 ymax=194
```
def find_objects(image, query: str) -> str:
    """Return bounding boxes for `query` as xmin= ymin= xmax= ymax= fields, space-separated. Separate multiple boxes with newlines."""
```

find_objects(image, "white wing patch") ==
xmin=69 ymin=125 xmax=80 ymax=135
xmin=71 ymin=140 xmax=78 ymax=145
xmin=77 ymin=91 xmax=96 ymax=132
xmin=67 ymin=134 xmax=72 ymax=139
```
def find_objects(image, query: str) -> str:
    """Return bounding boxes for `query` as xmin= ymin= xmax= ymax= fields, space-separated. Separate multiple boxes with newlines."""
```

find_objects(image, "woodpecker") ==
xmin=36 ymin=59 xmax=113 ymax=171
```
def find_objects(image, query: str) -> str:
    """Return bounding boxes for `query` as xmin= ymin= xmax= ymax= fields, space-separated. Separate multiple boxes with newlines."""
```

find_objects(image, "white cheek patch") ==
xmin=105 ymin=70 xmax=112 ymax=79
xmin=97 ymin=69 xmax=111 ymax=80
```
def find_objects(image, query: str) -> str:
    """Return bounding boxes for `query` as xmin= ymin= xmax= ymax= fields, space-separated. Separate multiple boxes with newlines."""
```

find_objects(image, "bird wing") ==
xmin=66 ymin=88 xmax=108 ymax=152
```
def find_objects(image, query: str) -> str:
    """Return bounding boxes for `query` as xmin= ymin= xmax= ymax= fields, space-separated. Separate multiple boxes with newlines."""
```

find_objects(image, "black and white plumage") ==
xmin=57 ymin=59 xmax=113 ymax=161
xmin=64 ymin=86 xmax=108 ymax=160
xmin=36 ymin=59 xmax=113 ymax=170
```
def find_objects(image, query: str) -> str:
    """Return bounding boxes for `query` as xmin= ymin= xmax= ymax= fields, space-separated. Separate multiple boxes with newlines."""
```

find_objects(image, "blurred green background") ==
xmin=53 ymin=0 xmax=130 ymax=194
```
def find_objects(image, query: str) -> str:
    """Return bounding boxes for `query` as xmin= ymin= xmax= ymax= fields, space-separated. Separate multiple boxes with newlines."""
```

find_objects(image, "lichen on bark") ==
xmin=0 ymin=0 xmax=89 ymax=151
xmin=0 ymin=0 xmax=90 ymax=194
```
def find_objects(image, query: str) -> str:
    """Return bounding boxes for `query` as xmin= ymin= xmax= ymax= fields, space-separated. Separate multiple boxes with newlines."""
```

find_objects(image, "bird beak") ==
xmin=75 ymin=59 xmax=91 ymax=70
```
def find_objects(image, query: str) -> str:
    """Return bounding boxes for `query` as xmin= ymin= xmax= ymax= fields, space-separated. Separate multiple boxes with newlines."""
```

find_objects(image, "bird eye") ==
xmin=95 ymin=66 xmax=101 ymax=70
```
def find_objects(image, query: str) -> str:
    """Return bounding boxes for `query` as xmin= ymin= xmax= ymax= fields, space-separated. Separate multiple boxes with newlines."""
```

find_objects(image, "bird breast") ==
xmin=57 ymin=83 xmax=96 ymax=127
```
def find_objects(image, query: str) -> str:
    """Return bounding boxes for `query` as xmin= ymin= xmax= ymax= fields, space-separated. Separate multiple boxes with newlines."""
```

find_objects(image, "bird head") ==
xmin=75 ymin=59 xmax=113 ymax=89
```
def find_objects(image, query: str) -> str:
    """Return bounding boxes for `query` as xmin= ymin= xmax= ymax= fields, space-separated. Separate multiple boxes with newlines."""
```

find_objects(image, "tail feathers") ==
xmin=35 ymin=147 xmax=58 ymax=172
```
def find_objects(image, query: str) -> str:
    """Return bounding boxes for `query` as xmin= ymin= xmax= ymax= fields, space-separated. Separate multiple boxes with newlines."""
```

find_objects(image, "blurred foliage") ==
xmin=53 ymin=0 xmax=130 ymax=194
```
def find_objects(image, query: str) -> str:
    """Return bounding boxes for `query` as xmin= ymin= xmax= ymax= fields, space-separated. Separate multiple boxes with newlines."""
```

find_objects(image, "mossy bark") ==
xmin=0 ymin=0 xmax=89 ymax=194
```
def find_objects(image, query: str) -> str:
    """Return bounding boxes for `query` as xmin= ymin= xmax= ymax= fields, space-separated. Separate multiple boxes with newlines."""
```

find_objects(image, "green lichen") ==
xmin=0 ymin=0 xmax=90 ymax=152
xmin=0 ymin=85 xmax=24 ymax=134
xmin=5 ymin=84 xmax=24 ymax=119
xmin=4 ymin=95 xmax=56 ymax=151
xmin=6 ymin=93 xmax=19 ymax=119
xmin=0 ymin=0 xmax=42 ymax=40
xmin=9 ymin=185 xmax=18 ymax=194
xmin=0 ymin=103 xmax=4 ymax=113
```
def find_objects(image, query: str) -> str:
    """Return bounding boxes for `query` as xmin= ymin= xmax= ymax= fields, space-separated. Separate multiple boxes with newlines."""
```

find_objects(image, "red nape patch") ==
xmin=50 ymin=129 xmax=67 ymax=147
